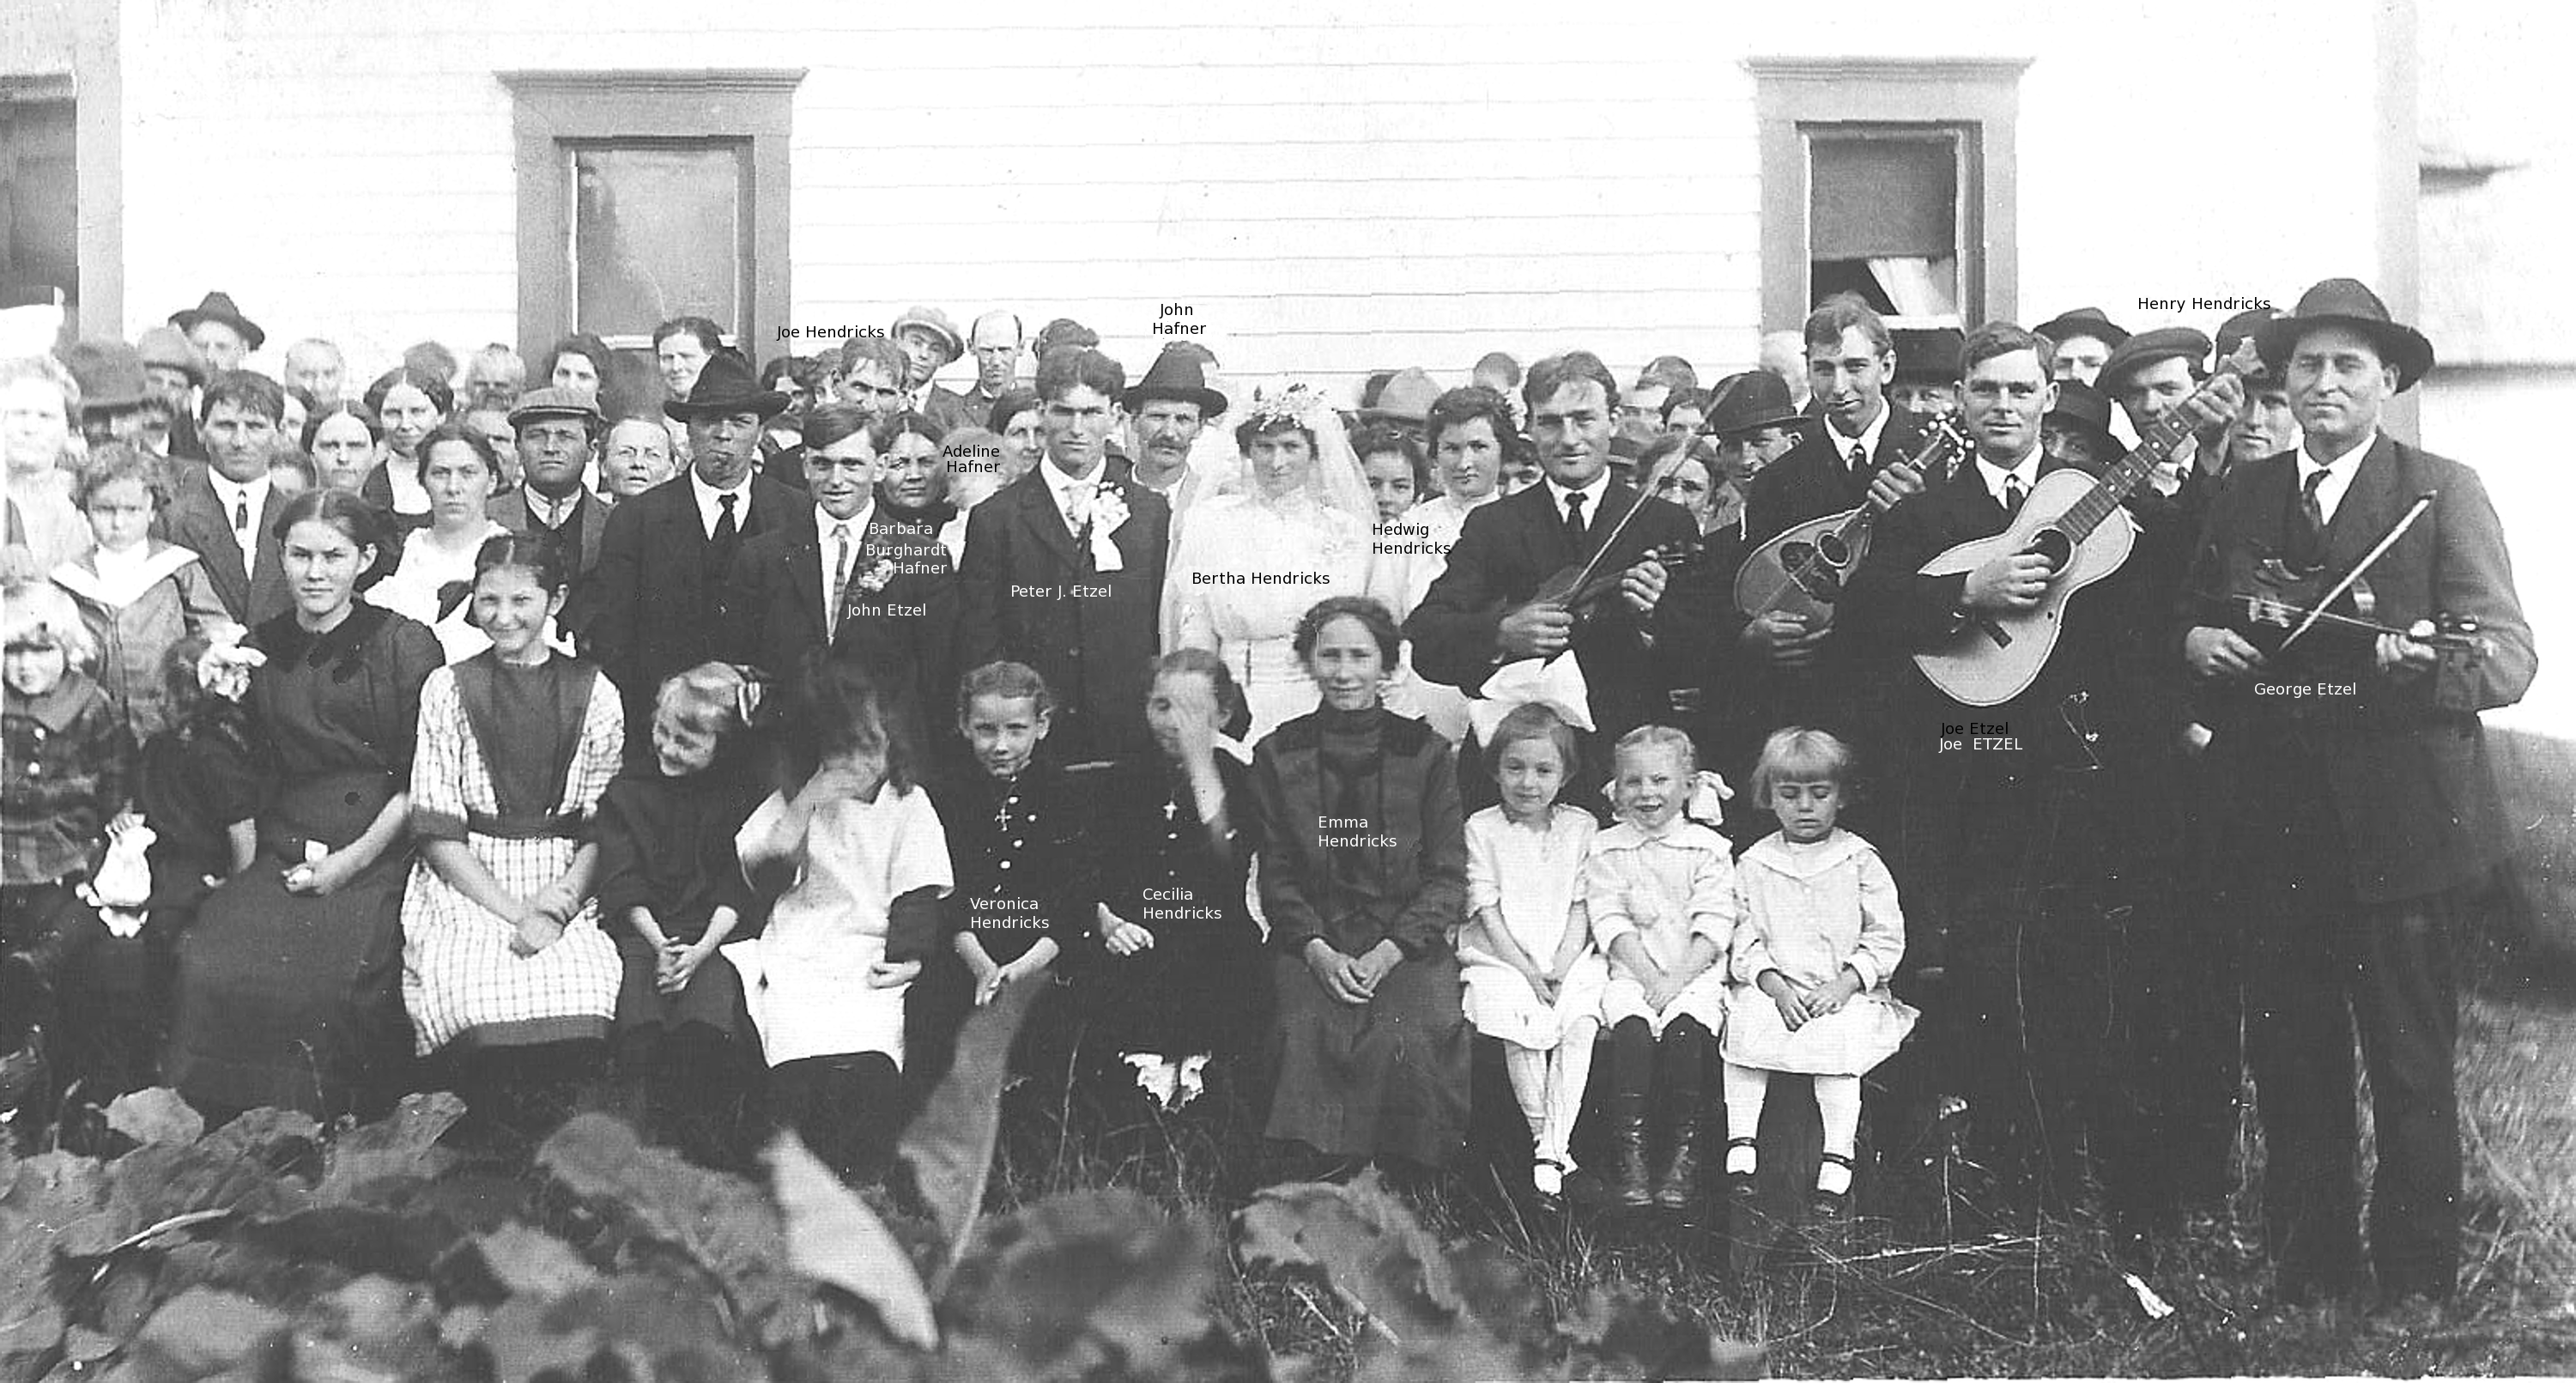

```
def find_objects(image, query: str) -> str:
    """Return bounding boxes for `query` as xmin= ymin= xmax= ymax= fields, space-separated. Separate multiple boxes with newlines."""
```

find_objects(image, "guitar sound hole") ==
xmin=2026 ymin=526 xmax=2073 ymax=573
xmin=1815 ymin=534 xmax=1852 ymax=567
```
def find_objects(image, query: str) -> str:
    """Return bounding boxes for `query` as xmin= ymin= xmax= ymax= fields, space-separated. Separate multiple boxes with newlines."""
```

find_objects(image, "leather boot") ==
xmin=1653 ymin=1101 xmax=1703 ymax=1211
xmin=1605 ymin=1095 xmax=1652 ymax=1208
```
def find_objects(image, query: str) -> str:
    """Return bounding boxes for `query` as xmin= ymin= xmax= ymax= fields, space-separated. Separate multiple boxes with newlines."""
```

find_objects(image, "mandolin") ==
xmin=1912 ymin=341 xmax=2259 ymax=707
xmin=1732 ymin=416 xmax=1967 ymax=625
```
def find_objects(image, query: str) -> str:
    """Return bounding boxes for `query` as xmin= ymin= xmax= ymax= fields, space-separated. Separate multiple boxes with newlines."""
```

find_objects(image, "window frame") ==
xmin=500 ymin=68 xmax=803 ymax=369
xmin=1746 ymin=57 xmax=2028 ymax=334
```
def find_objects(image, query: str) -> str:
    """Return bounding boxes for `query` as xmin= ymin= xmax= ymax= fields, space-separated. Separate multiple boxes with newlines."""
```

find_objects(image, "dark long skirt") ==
xmin=165 ymin=772 xmax=414 ymax=1119
xmin=1264 ymin=949 xmax=1470 ymax=1168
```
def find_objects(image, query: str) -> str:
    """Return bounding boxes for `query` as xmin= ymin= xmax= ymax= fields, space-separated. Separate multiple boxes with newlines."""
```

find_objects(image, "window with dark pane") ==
xmin=1807 ymin=128 xmax=1965 ymax=325
xmin=571 ymin=142 xmax=749 ymax=346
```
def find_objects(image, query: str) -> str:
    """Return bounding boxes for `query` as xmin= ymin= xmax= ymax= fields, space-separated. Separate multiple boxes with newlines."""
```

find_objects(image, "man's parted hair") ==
xmin=1638 ymin=355 xmax=1699 ymax=392
xmin=1958 ymin=322 xmax=2054 ymax=383
xmin=199 ymin=369 xmax=285 ymax=426
xmin=1803 ymin=294 xmax=1894 ymax=360
xmin=837 ymin=335 xmax=910 ymax=383
xmin=1034 ymin=347 xmax=1124 ymax=404
xmin=1523 ymin=351 xmax=1619 ymax=415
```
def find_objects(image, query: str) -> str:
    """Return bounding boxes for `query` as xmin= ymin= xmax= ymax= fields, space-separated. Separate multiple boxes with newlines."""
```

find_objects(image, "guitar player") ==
xmin=1845 ymin=321 xmax=2240 ymax=1264
xmin=2178 ymin=278 xmax=2534 ymax=1312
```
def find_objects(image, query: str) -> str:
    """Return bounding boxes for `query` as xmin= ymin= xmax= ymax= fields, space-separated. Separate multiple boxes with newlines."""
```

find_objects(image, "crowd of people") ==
xmin=0 ymin=279 xmax=2534 ymax=1311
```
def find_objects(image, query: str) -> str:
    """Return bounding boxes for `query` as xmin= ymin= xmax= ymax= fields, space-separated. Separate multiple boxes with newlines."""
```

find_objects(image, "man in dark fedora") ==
xmin=591 ymin=351 xmax=802 ymax=733
xmin=893 ymin=306 xmax=978 ymax=434
xmin=63 ymin=340 xmax=176 ymax=457
xmin=1121 ymin=343 xmax=1227 ymax=545
xmin=170 ymin=293 xmax=264 ymax=375
xmin=2180 ymin=277 xmax=2534 ymax=1311
xmin=2038 ymin=379 xmax=2119 ymax=471
xmin=1888 ymin=327 xmax=1965 ymax=422
xmin=957 ymin=347 xmax=1171 ymax=763
xmin=1697 ymin=369 xmax=1803 ymax=540
xmin=2034 ymin=306 xmax=2130 ymax=387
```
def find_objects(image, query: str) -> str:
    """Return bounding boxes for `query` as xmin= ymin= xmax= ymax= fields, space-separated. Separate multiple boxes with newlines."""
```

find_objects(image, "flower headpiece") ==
xmin=196 ymin=622 xmax=267 ymax=703
xmin=1240 ymin=385 xmax=1336 ymax=435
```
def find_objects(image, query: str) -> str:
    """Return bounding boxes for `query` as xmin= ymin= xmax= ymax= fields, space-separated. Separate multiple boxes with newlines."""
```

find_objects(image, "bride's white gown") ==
xmin=1170 ymin=489 xmax=1372 ymax=743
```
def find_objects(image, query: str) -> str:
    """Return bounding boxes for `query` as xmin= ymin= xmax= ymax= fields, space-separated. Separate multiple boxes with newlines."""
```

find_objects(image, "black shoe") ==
xmin=1652 ymin=1109 xmax=1703 ymax=1213
xmin=1605 ymin=1096 xmax=1652 ymax=1209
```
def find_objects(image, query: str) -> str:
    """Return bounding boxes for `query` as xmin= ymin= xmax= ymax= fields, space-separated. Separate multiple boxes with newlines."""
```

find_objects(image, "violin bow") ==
xmin=1556 ymin=476 xmax=1655 ymax=604
xmin=2279 ymin=489 xmax=2437 ymax=652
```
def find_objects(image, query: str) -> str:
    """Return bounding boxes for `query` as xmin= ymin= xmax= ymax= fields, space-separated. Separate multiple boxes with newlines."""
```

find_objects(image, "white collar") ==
xmin=817 ymin=499 xmax=874 ymax=539
xmin=1542 ymin=470 xmax=1610 ymax=512
xmin=526 ymin=485 xmax=585 ymax=525
xmin=208 ymin=470 xmax=270 ymax=508
xmin=688 ymin=468 xmax=754 ymax=533
xmin=1975 ymin=446 xmax=2043 ymax=503
xmin=2299 ymin=427 xmax=2377 ymax=479
xmin=1824 ymin=402 xmax=1891 ymax=464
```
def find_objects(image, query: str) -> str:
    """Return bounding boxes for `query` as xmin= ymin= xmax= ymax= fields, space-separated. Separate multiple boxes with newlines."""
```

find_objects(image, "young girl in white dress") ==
xmin=1458 ymin=702 xmax=1603 ymax=1199
xmin=1720 ymin=728 xmax=1917 ymax=1223
xmin=726 ymin=655 xmax=952 ymax=1182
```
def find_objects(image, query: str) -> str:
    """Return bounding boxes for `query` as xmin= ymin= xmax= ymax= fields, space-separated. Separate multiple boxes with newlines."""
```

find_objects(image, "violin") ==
xmin=1530 ymin=537 xmax=1705 ymax=622
xmin=2227 ymin=556 xmax=2486 ymax=659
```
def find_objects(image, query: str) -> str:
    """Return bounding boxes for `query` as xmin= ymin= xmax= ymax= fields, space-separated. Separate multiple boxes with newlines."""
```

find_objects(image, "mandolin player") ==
xmin=2177 ymin=278 xmax=2535 ymax=1313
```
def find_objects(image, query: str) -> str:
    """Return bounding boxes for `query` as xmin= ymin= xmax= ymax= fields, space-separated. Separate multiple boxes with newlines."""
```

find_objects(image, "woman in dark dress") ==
xmin=1251 ymin=596 xmax=1470 ymax=1174
xmin=1089 ymin=648 xmax=1268 ymax=1108
xmin=166 ymin=490 xmax=443 ymax=1119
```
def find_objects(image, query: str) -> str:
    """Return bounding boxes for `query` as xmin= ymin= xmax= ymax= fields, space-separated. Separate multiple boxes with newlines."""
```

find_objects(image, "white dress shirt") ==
xmin=1541 ymin=470 xmax=1611 ymax=537
xmin=1973 ymin=447 xmax=2042 ymax=512
xmin=206 ymin=471 xmax=272 ymax=567
xmin=816 ymin=500 xmax=874 ymax=631
xmin=688 ymin=469 xmax=754 ymax=540
xmin=2297 ymin=428 xmax=2376 ymax=526
xmin=1045 ymin=461 xmax=1106 ymax=535
xmin=1825 ymin=402 xmax=1893 ymax=474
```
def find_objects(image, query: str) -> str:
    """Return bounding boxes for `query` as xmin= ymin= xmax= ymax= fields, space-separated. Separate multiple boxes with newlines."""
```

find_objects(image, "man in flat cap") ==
xmin=2034 ymin=306 xmax=2130 ymax=387
xmin=492 ymin=387 xmax=611 ymax=577
xmin=892 ymin=306 xmax=978 ymax=434
xmin=2215 ymin=307 xmax=2298 ymax=477
xmin=2180 ymin=278 xmax=2534 ymax=1313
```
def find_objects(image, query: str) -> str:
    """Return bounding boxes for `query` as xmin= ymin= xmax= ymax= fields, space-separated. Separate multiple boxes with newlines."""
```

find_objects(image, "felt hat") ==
xmin=890 ymin=306 xmax=965 ymax=364
xmin=663 ymin=351 xmax=789 ymax=422
xmin=1892 ymin=327 xmax=1965 ymax=383
xmin=1700 ymin=369 xmax=1803 ymax=437
xmin=2033 ymin=306 xmax=2131 ymax=351
xmin=135 ymin=325 xmax=209 ymax=386
xmin=1359 ymin=367 xmax=1441 ymax=427
xmin=168 ymin=291 xmax=266 ymax=353
xmin=507 ymin=385 xmax=603 ymax=429
xmin=2214 ymin=307 xmax=2283 ymax=381
xmin=2255 ymin=278 xmax=2434 ymax=392
xmin=2044 ymin=379 xmax=2121 ymax=458
xmin=2096 ymin=326 xmax=2213 ymax=396
xmin=1120 ymin=345 xmax=1228 ymax=416
xmin=63 ymin=339 xmax=155 ymax=413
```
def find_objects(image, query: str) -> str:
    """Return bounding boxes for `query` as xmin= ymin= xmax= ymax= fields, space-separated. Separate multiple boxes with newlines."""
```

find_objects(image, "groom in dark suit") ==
xmin=957 ymin=347 xmax=1169 ymax=764
xmin=1405 ymin=349 xmax=1709 ymax=802
xmin=591 ymin=352 xmax=801 ymax=733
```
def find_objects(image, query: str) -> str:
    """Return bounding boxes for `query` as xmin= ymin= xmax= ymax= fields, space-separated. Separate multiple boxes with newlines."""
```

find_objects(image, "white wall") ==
xmin=106 ymin=0 xmax=2390 ymax=401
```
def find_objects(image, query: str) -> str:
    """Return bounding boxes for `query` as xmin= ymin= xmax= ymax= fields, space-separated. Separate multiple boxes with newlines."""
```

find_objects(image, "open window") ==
xmin=1748 ymin=58 xmax=2027 ymax=332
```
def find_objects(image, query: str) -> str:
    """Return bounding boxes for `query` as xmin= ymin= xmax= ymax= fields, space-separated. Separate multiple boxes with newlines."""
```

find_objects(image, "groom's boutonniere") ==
xmin=852 ymin=558 xmax=899 ymax=596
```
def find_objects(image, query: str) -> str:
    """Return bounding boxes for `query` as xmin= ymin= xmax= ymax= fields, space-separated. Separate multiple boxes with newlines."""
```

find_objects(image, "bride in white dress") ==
xmin=1165 ymin=385 xmax=1378 ymax=743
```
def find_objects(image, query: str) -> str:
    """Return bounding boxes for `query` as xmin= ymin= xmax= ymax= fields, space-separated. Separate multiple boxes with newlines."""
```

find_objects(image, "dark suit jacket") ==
xmin=155 ymin=468 xmax=289 ymax=627
xmin=719 ymin=502 xmax=963 ymax=774
xmin=2178 ymin=435 xmax=2535 ymax=902
xmin=590 ymin=472 xmax=801 ymax=725
xmin=923 ymin=385 xmax=979 ymax=436
xmin=1404 ymin=480 xmax=1712 ymax=750
xmin=486 ymin=486 xmax=610 ymax=574
xmin=956 ymin=464 xmax=1170 ymax=762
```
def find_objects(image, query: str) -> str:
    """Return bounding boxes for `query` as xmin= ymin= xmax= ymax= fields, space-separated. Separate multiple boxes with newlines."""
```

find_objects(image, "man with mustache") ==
xmin=960 ymin=312 xmax=1024 ymax=427
xmin=1119 ymin=345 xmax=1227 ymax=552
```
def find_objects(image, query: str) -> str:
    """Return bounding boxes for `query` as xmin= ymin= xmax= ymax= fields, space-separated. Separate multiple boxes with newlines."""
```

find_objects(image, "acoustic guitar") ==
xmin=1731 ymin=416 xmax=1967 ymax=625
xmin=1912 ymin=341 xmax=2260 ymax=707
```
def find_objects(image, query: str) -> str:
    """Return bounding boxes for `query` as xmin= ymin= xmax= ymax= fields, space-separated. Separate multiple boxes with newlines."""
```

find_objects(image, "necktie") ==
xmin=2287 ymin=468 xmax=2330 ymax=568
xmin=2002 ymin=474 xmax=2026 ymax=514
xmin=712 ymin=492 xmax=739 ymax=566
xmin=1562 ymin=490 xmax=1588 ymax=546
xmin=828 ymin=524 xmax=852 ymax=635
xmin=1849 ymin=444 xmax=1869 ymax=477
xmin=1066 ymin=484 xmax=1096 ymax=572
xmin=233 ymin=494 xmax=252 ymax=547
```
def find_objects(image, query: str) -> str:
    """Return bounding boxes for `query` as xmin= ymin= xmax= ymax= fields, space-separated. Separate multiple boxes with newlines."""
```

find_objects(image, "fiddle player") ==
xmin=2179 ymin=278 xmax=2533 ymax=1313
xmin=1846 ymin=322 xmax=2240 ymax=1262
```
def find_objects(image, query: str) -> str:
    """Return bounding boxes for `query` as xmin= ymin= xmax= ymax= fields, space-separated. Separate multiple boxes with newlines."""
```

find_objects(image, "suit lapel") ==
xmin=179 ymin=472 xmax=252 ymax=607
xmin=1017 ymin=472 xmax=1082 ymax=571
xmin=2322 ymin=434 xmax=2404 ymax=571
xmin=790 ymin=520 xmax=830 ymax=639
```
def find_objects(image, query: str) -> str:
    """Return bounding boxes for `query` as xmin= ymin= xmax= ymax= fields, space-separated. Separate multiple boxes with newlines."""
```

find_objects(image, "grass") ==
xmin=975 ymin=917 xmax=2576 ymax=1379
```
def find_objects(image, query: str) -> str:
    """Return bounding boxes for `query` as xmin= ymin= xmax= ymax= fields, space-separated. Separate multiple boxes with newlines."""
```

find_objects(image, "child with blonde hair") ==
xmin=1721 ymin=727 xmax=1916 ymax=1228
